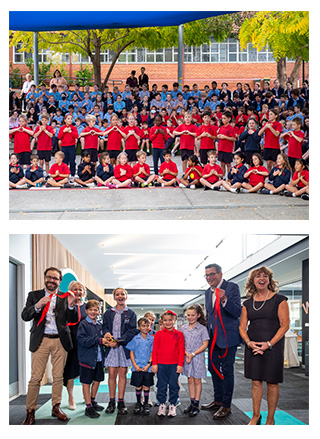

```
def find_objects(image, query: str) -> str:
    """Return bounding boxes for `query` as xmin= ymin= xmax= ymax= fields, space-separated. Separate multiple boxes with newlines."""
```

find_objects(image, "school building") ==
xmin=9 ymin=38 xmax=309 ymax=91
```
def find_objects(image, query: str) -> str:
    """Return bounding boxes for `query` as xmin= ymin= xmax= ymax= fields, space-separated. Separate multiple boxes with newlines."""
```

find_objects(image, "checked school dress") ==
xmin=180 ymin=322 xmax=209 ymax=379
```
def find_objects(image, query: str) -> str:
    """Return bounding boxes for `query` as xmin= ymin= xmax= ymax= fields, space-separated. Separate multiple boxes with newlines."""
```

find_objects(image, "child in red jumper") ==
xmin=111 ymin=152 xmax=133 ymax=188
xmin=151 ymin=310 xmax=185 ymax=418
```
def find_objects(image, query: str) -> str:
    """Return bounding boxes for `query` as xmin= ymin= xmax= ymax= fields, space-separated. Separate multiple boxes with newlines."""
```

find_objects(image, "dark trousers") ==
xmin=208 ymin=343 xmax=237 ymax=408
xmin=62 ymin=145 xmax=76 ymax=176
xmin=152 ymin=148 xmax=164 ymax=175
xmin=156 ymin=363 xmax=180 ymax=405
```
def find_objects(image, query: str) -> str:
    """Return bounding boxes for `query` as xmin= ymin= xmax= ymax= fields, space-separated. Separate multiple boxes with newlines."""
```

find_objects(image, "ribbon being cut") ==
xmin=210 ymin=288 xmax=228 ymax=380
xmin=37 ymin=291 xmax=81 ymax=327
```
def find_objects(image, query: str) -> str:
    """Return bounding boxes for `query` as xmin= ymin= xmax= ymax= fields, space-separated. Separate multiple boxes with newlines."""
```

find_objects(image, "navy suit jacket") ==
xmin=205 ymin=279 xmax=242 ymax=348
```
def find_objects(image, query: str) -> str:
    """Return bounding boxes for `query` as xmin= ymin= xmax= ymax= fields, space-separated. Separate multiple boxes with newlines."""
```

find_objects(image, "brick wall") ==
xmin=9 ymin=47 xmax=309 ymax=92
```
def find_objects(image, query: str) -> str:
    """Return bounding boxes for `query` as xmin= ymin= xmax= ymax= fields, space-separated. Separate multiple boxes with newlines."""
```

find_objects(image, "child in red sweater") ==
xmin=111 ymin=152 xmax=133 ymax=188
xmin=151 ymin=310 xmax=185 ymax=418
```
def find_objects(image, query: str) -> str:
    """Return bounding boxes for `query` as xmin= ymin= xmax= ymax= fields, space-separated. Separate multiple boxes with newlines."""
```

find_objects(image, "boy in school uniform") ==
xmin=79 ymin=115 xmax=104 ymax=164
xmin=132 ymin=151 xmax=157 ymax=187
xmin=24 ymin=154 xmax=45 ymax=187
xmin=33 ymin=114 xmax=54 ymax=175
xmin=46 ymin=151 xmax=71 ymax=187
xmin=173 ymin=110 xmax=198 ymax=173
xmin=197 ymin=112 xmax=218 ymax=165
xmin=74 ymin=151 xmax=96 ymax=187
xmin=200 ymin=150 xmax=224 ymax=190
xmin=126 ymin=317 xmax=155 ymax=415
xmin=77 ymin=300 xmax=108 ymax=419
xmin=280 ymin=117 xmax=304 ymax=169
xmin=156 ymin=149 xmax=178 ymax=187
xmin=123 ymin=114 xmax=142 ymax=164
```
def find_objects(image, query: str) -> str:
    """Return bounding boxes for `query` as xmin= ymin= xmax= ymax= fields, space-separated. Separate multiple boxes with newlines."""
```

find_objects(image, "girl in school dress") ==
xmin=103 ymin=288 xmax=137 ymax=415
xmin=242 ymin=153 xmax=269 ymax=193
xmin=180 ymin=304 xmax=209 ymax=417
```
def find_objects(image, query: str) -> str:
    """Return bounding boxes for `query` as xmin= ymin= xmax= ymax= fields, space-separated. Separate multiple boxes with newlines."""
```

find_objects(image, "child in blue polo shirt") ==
xmin=77 ymin=299 xmax=108 ymax=419
xmin=126 ymin=317 xmax=154 ymax=416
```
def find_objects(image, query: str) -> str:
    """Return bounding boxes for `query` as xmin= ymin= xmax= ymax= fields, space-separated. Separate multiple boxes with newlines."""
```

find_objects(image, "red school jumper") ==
xmin=152 ymin=328 xmax=185 ymax=367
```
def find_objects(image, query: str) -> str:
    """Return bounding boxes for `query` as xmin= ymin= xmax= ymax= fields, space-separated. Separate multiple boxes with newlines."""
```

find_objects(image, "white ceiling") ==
xmin=53 ymin=234 xmax=307 ymax=312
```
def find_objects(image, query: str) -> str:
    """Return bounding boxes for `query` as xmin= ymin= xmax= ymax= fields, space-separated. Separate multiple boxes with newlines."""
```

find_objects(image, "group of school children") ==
xmin=78 ymin=288 xmax=208 ymax=420
xmin=9 ymin=78 xmax=309 ymax=199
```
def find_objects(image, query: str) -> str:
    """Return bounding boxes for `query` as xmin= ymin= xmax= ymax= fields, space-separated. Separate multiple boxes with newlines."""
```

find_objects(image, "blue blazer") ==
xmin=77 ymin=318 xmax=105 ymax=369
xmin=205 ymin=279 xmax=242 ymax=348
xmin=102 ymin=307 xmax=137 ymax=359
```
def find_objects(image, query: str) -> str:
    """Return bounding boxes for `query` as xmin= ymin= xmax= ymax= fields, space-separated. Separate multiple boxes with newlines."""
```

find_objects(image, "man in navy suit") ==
xmin=201 ymin=263 xmax=242 ymax=419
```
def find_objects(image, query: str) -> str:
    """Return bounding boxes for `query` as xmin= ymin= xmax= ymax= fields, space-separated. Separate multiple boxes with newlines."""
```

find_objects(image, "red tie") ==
xmin=209 ymin=288 xmax=228 ymax=380
xmin=37 ymin=291 xmax=81 ymax=327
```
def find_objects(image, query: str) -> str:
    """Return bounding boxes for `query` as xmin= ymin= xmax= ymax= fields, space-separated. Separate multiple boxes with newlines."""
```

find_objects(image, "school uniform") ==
xmin=246 ymin=165 xmax=268 ymax=186
xmin=123 ymin=125 xmax=141 ymax=162
xmin=202 ymin=163 xmax=223 ymax=185
xmin=126 ymin=332 xmax=154 ymax=388
xmin=113 ymin=163 xmax=133 ymax=182
xmin=106 ymin=127 xmax=125 ymax=160
xmin=149 ymin=125 xmax=167 ymax=175
xmin=49 ymin=162 xmax=70 ymax=181
xmin=198 ymin=124 xmax=218 ymax=164
xmin=228 ymin=163 xmax=248 ymax=185
xmin=81 ymin=126 xmax=102 ymax=163
xmin=282 ymin=130 xmax=305 ymax=168
xmin=152 ymin=328 xmax=185 ymax=405
xmin=25 ymin=165 xmax=44 ymax=184
xmin=132 ymin=162 xmax=151 ymax=181
xmin=9 ymin=164 xmax=24 ymax=184
xmin=96 ymin=163 xmax=114 ymax=182
xmin=180 ymin=322 xmax=209 ymax=379
xmin=174 ymin=123 xmax=197 ymax=161
xmin=268 ymin=166 xmax=291 ymax=188
xmin=292 ymin=170 xmax=309 ymax=188
xmin=238 ymin=129 xmax=261 ymax=164
xmin=34 ymin=125 xmax=55 ymax=162
xmin=77 ymin=161 xmax=95 ymax=182
xmin=57 ymin=125 xmax=78 ymax=176
xmin=217 ymin=124 xmax=236 ymax=164
xmin=77 ymin=316 xmax=105 ymax=384
xmin=159 ymin=160 xmax=178 ymax=181
xmin=262 ymin=120 xmax=283 ymax=162
xmin=102 ymin=306 xmax=137 ymax=366
xmin=185 ymin=165 xmax=203 ymax=182
xmin=12 ymin=127 xmax=33 ymax=165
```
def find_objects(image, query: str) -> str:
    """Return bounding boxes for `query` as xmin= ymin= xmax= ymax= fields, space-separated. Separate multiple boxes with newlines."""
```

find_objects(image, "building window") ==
xmin=13 ymin=38 xmax=282 ymax=66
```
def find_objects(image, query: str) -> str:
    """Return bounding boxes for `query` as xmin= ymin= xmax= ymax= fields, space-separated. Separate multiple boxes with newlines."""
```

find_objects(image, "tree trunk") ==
xmin=101 ymin=40 xmax=135 ymax=92
xmin=289 ymin=57 xmax=302 ymax=88
xmin=277 ymin=57 xmax=287 ymax=88
xmin=92 ymin=53 xmax=101 ymax=87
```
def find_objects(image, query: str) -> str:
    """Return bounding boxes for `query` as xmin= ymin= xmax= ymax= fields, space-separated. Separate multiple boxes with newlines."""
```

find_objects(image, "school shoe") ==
xmin=105 ymin=401 xmax=116 ymax=414
xmin=85 ymin=406 xmax=100 ymax=418
xmin=133 ymin=402 xmax=143 ymax=414
xmin=157 ymin=403 xmax=167 ymax=417
xmin=92 ymin=401 xmax=104 ymax=411
xmin=167 ymin=404 xmax=177 ymax=417
xmin=189 ymin=404 xmax=200 ymax=417
xmin=117 ymin=401 xmax=128 ymax=415
xmin=143 ymin=403 xmax=151 ymax=415
xmin=301 ymin=194 xmax=309 ymax=200
xmin=261 ymin=188 xmax=271 ymax=194
xmin=183 ymin=404 xmax=193 ymax=414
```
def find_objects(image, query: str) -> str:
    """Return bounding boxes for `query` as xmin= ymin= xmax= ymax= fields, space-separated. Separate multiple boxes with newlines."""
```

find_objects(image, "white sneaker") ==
xmin=157 ymin=403 xmax=167 ymax=417
xmin=179 ymin=183 xmax=186 ymax=188
xmin=167 ymin=404 xmax=176 ymax=417
xmin=190 ymin=184 xmax=196 ymax=189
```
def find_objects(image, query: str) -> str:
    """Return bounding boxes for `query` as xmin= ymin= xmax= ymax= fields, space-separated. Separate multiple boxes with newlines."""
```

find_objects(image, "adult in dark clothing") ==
xmin=126 ymin=70 xmax=138 ymax=89
xmin=271 ymin=79 xmax=285 ymax=101
xmin=21 ymin=267 xmax=78 ymax=425
xmin=138 ymin=67 xmax=149 ymax=89
xmin=63 ymin=280 xmax=87 ymax=410
xmin=239 ymin=266 xmax=289 ymax=425
xmin=201 ymin=263 xmax=242 ymax=420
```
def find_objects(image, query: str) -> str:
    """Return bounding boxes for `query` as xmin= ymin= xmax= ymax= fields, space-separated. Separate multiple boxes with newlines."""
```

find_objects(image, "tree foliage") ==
xmin=239 ymin=11 xmax=309 ymax=62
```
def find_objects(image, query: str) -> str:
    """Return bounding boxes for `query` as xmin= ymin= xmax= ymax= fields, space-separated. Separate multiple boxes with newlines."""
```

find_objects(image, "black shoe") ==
xmin=189 ymin=404 xmax=200 ymax=417
xmin=200 ymin=401 xmax=221 ymax=411
xmin=105 ymin=401 xmax=116 ymax=414
xmin=117 ymin=401 xmax=128 ymax=415
xmin=85 ymin=406 xmax=100 ymax=418
xmin=184 ymin=404 xmax=193 ymax=414
xmin=301 ymin=194 xmax=309 ymax=200
xmin=133 ymin=402 xmax=142 ymax=414
xmin=143 ymin=403 xmax=151 ymax=415
xmin=92 ymin=401 xmax=104 ymax=411
xmin=203 ymin=186 xmax=209 ymax=191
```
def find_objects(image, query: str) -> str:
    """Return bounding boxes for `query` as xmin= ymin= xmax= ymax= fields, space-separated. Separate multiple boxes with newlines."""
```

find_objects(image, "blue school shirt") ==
xmin=112 ymin=91 xmax=122 ymax=101
xmin=190 ymin=90 xmax=202 ymax=99
xmin=170 ymin=89 xmax=182 ymax=99
xmin=76 ymin=125 xmax=85 ymax=136
xmin=161 ymin=91 xmax=169 ymax=102
xmin=114 ymin=100 xmax=126 ymax=112
xmin=26 ymin=91 xmax=38 ymax=102
xmin=80 ymin=99 xmax=93 ymax=112
xmin=71 ymin=90 xmax=84 ymax=100
xmin=122 ymin=91 xmax=131 ymax=100
xmin=208 ymin=89 xmax=220 ymax=98
xmin=90 ymin=91 xmax=102 ymax=101
xmin=49 ymin=91 xmax=61 ymax=101
xmin=58 ymin=99 xmax=70 ymax=112
xmin=182 ymin=91 xmax=191 ymax=100
xmin=52 ymin=115 xmax=64 ymax=125
xmin=126 ymin=332 xmax=154 ymax=372
xmin=38 ymin=90 xmax=49 ymax=102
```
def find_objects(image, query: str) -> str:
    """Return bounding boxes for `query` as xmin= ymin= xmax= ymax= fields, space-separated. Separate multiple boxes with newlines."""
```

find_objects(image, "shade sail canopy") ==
xmin=9 ymin=11 xmax=236 ymax=32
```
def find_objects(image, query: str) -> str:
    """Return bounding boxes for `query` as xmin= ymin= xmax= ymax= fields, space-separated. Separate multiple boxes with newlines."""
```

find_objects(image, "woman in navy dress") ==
xmin=63 ymin=280 xmax=87 ymax=409
xmin=239 ymin=266 xmax=290 ymax=425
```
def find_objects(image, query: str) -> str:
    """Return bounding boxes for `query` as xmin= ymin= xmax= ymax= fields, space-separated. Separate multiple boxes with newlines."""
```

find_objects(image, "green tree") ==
xmin=239 ymin=11 xmax=309 ymax=87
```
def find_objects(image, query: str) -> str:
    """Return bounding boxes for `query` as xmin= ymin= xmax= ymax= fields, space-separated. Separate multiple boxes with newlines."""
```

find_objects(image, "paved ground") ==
xmin=9 ymin=151 xmax=309 ymax=221
xmin=10 ymin=346 xmax=309 ymax=425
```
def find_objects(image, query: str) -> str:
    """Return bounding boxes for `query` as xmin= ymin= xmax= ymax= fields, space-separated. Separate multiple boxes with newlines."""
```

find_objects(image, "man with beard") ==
xmin=21 ymin=267 xmax=77 ymax=425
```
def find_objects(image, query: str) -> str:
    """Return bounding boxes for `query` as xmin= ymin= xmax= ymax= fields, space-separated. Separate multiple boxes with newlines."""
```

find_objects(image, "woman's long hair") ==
xmin=244 ymin=266 xmax=279 ymax=298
